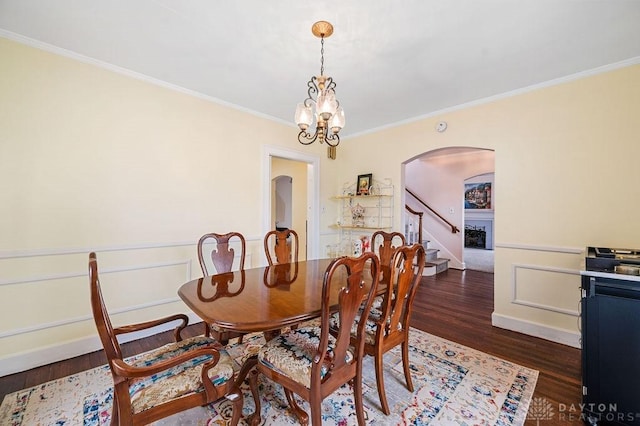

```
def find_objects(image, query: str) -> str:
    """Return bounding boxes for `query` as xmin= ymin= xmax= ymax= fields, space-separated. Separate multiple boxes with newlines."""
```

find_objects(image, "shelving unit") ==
xmin=329 ymin=179 xmax=394 ymax=256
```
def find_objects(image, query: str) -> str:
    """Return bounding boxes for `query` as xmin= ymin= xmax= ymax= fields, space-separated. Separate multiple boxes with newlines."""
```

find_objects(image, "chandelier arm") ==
xmin=306 ymin=78 xmax=318 ymax=102
xmin=298 ymin=129 xmax=320 ymax=145
xmin=325 ymin=132 xmax=340 ymax=147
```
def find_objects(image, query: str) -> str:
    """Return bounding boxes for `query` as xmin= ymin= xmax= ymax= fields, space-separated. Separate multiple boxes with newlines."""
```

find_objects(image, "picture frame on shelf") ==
xmin=357 ymin=173 xmax=372 ymax=195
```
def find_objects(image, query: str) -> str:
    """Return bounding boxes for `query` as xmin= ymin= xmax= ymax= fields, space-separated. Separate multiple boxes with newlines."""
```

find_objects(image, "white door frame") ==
xmin=262 ymin=145 xmax=320 ymax=259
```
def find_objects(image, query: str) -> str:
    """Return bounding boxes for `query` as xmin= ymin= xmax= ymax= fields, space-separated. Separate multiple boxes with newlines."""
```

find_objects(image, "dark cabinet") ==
xmin=581 ymin=274 xmax=640 ymax=425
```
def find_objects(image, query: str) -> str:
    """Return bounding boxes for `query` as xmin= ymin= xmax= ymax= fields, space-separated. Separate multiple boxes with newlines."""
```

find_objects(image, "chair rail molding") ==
xmin=0 ymin=238 xmax=265 ymax=260
xmin=495 ymin=242 xmax=584 ymax=254
xmin=0 ymin=260 xmax=192 ymax=338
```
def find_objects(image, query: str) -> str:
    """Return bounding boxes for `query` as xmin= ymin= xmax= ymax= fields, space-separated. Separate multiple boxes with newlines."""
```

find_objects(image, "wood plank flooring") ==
xmin=0 ymin=268 xmax=582 ymax=425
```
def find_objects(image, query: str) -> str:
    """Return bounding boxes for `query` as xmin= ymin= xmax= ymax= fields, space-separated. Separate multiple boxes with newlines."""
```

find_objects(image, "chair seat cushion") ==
xmin=257 ymin=326 xmax=353 ymax=388
xmin=128 ymin=335 xmax=235 ymax=413
xmin=329 ymin=306 xmax=402 ymax=346
xmin=371 ymin=291 xmax=396 ymax=310
xmin=371 ymin=295 xmax=384 ymax=310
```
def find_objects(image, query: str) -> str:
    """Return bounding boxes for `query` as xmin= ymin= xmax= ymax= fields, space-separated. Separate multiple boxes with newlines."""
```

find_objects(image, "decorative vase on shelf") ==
xmin=350 ymin=203 xmax=365 ymax=227
xmin=352 ymin=238 xmax=363 ymax=256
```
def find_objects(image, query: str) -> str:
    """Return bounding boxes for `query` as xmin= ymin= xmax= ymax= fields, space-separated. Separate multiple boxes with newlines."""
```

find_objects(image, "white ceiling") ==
xmin=1 ymin=1 xmax=639 ymax=138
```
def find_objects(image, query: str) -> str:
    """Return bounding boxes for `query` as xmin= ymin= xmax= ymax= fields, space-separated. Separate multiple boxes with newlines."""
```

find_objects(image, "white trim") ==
xmin=495 ymin=243 xmax=584 ymax=254
xmin=0 ymin=30 xmax=293 ymax=130
xmin=0 ymin=238 xmax=265 ymax=261
xmin=491 ymin=312 xmax=581 ymax=349
xmin=0 ymin=260 xmax=191 ymax=338
xmin=0 ymin=312 xmax=203 ymax=377
xmin=262 ymin=145 xmax=320 ymax=260
xmin=0 ymin=297 xmax=182 ymax=339
xmin=346 ymin=56 xmax=640 ymax=139
xmin=4 ymin=30 xmax=637 ymax=142
xmin=511 ymin=263 xmax=581 ymax=316
xmin=0 ymin=260 xmax=191 ymax=287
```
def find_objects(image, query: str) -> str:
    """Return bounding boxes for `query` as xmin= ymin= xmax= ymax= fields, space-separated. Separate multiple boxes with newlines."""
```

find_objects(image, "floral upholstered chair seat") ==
xmin=257 ymin=326 xmax=353 ymax=389
xmin=127 ymin=335 xmax=235 ymax=413
xmin=329 ymin=307 xmax=402 ymax=346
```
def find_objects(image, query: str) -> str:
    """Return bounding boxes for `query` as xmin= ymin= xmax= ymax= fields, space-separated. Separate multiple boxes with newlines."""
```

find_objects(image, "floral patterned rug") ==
xmin=0 ymin=326 xmax=538 ymax=425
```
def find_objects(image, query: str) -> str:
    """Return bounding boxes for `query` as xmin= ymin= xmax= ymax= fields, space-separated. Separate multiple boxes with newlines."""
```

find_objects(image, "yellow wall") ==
xmin=0 ymin=38 xmax=332 ymax=374
xmin=2 ymin=34 xmax=639 ymax=373
xmin=336 ymin=64 xmax=640 ymax=346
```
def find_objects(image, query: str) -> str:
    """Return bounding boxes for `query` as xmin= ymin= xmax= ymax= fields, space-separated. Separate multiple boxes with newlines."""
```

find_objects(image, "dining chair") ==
xmin=197 ymin=231 xmax=246 ymax=275
xmin=334 ymin=243 xmax=426 ymax=415
xmin=370 ymin=230 xmax=406 ymax=309
xmin=197 ymin=231 xmax=247 ymax=344
xmin=248 ymin=252 xmax=380 ymax=426
xmin=263 ymin=228 xmax=299 ymax=265
xmin=88 ymin=252 xmax=243 ymax=426
xmin=371 ymin=230 xmax=406 ymax=282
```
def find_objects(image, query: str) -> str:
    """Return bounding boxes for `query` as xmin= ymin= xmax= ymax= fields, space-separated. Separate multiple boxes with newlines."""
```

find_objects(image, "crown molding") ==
xmin=0 ymin=29 xmax=292 ymax=128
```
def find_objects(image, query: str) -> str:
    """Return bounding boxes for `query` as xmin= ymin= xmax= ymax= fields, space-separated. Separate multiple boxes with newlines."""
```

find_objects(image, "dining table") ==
xmin=178 ymin=258 xmax=345 ymax=339
xmin=178 ymin=257 xmax=380 ymax=422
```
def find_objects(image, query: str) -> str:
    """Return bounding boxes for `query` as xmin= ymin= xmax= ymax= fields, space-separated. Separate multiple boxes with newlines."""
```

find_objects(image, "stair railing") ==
xmin=405 ymin=204 xmax=423 ymax=244
xmin=406 ymin=187 xmax=460 ymax=234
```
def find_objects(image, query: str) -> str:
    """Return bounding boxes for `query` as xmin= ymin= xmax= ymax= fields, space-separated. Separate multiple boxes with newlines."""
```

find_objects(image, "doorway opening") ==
xmin=403 ymin=147 xmax=494 ymax=273
xmin=262 ymin=146 xmax=320 ymax=261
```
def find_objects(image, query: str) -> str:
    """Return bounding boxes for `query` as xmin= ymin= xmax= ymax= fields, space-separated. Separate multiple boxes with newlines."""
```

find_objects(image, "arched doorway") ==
xmin=403 ymin=147 xmax=494 ymax=271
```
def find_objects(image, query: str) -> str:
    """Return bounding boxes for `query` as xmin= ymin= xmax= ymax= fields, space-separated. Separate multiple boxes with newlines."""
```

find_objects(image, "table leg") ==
xmin=248 ymin=369 xmax=262 ymax=426
xmin=234 ymin=354 xmax=257 ymax=389
xmin=263 ymin=329 xmax=281 ymax=341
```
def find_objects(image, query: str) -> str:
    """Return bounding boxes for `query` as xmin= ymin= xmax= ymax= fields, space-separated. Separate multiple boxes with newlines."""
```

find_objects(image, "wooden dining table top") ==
xmin=178 ymin=258 xmax=349 ymax=334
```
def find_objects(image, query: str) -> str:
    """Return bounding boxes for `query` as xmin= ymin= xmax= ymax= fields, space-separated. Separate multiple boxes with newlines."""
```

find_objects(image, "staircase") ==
xmin=422 ymin=244 xmax=449 ymax=276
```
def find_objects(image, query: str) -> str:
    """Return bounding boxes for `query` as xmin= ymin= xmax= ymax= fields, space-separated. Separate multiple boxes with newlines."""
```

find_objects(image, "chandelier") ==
xmin=295 ymin=21 xmax=345 ymax=159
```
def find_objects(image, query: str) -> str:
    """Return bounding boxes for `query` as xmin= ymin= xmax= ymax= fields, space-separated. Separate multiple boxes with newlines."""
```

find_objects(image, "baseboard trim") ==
xmin=491 ymin=312 xmax=581 ymax=349
xmin=0 ymin=312 xmax=203 ymax=378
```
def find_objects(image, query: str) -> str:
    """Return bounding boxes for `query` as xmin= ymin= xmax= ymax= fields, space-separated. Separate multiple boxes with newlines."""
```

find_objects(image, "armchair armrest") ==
xmin=111 ymin=346 xmax=220 ymax=378
xmin=111 ymin=346 xmax=225 ymax=401
xmin=114 ymin=313 xmax=189 ymax=342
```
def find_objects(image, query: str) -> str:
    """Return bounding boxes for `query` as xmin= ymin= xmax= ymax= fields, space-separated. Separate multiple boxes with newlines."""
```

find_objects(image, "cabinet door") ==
xmin=583 ymin=279 xmax=640 ymax=424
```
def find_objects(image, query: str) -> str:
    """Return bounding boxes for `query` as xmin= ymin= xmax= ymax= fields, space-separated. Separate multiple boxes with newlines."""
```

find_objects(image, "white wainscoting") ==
xmin=0 ymin=241 xmax=256 ymax=377
xmin=493 ymin=242 xmax=584 ymax=348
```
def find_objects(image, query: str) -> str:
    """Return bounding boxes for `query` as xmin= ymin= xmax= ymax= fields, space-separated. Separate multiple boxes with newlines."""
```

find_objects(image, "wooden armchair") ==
xmin=264 ymin=228 xmax=299 ymax=265
xmin=89 ymin=252 xmax=243 ymax=425
xmin=197 ymin=232 xmax=247 ymax=343
xmin=248 ymin=253 xmax=380 ymax=425
xmin=335 ymin=244 xmax=426 ymax=415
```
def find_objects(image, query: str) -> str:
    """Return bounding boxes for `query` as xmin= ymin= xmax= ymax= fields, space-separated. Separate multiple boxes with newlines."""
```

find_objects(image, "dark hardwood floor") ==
xmin=0 ymin=268 xmax=582 ymax=425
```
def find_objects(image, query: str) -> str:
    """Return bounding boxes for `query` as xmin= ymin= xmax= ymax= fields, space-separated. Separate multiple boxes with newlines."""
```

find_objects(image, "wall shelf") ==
xmin=329 ymin=178 xmax=394 ymax=256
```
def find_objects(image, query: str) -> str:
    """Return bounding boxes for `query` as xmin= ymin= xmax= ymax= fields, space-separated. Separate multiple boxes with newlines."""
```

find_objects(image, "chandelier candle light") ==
xmin=295 ymin=21 xmax=345 ymax=159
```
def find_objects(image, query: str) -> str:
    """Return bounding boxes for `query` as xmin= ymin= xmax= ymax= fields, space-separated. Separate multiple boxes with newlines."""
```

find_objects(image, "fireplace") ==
xmin=464 ymin=219 xmax=493 ymax=249
xmin=465 ymin=225 xmax=486 ymax=248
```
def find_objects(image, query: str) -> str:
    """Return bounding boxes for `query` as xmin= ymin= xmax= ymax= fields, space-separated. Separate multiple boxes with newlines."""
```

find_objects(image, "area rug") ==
xmin=0 ymin=326 xmax=537 ymax=425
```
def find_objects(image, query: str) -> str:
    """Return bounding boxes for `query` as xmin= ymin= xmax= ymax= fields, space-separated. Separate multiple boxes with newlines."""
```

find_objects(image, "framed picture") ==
xmin=357 ymin=173 xmax=372 ymax=195
xmin=464 ymin=182 xmax=492 ymax=210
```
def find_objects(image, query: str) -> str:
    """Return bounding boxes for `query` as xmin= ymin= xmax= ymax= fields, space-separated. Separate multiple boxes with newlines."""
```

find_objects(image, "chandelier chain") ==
xmin=320 ymin=36 xmax=325 ymax=76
